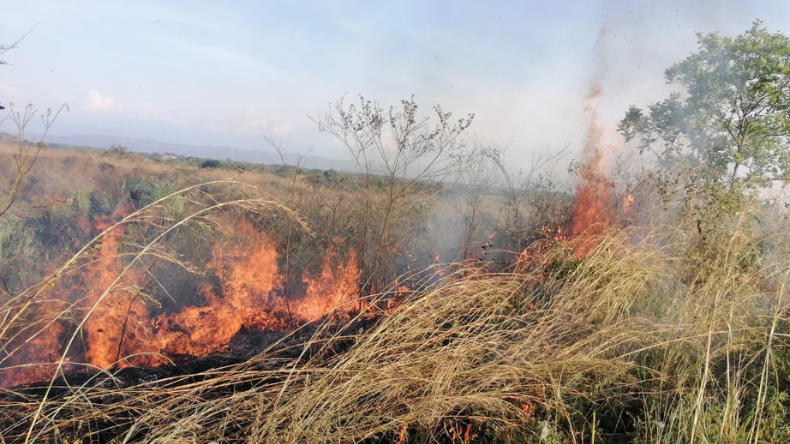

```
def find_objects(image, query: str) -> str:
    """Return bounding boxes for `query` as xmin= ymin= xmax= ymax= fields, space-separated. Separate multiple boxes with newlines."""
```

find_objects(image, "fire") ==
xmin=570 ymin=159 xmax=616 ymax=258
xmin=0 ymin=208 xmax=137 ymax=386
xmin=0 ymin=212 xmax=362 ymax=387
xmin=518 ymin=32 xmax=624 ymax=265
xmin=143 ymin=224 xmax=361 ymax=362
xmin=0 ymin=315 xmax=66 ymax=388
xmin=568 ymin=66 xmax=620 ymax=257
xmin=149 ymin=231 xmax=285 ymax=359
xmin=83 ymin=212 xmax=151 ymax=369
xmin=297 ymin=247 xmax=360 ymax=322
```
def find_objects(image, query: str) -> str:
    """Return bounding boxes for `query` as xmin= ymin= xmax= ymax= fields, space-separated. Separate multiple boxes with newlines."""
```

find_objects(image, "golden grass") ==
xmin=1 ymin=203 xmax=785 ymax=443
xmin=1 ymin=149 xmax=789 ymax=443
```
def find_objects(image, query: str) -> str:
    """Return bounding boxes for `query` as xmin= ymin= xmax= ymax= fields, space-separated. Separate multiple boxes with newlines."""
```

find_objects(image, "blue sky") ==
xmin=2 ymin=0 xmax=790 ymax=167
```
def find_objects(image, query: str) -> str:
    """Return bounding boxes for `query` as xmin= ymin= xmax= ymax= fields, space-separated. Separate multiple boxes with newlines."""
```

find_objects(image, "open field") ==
xmin=0 ymin=134 xmax=789 ymax=443
xmin=5 ymin=23 xmax=790 ymax=440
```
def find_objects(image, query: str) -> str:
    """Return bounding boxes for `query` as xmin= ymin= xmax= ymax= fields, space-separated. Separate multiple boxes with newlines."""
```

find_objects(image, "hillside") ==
xmin=35 ymin=133 xmax=357 ymax=171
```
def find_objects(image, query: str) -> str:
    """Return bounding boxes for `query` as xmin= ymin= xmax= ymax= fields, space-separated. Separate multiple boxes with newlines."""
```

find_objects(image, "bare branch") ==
xmin=0 ymin=24 xmax=38 ymax=66
xmin=0 ymin=102 xmax=69 ymax=217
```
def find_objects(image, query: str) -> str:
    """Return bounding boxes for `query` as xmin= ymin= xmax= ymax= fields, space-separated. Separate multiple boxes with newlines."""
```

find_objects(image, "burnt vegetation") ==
xmin=2 ymin=21 xmax=790 ymax=444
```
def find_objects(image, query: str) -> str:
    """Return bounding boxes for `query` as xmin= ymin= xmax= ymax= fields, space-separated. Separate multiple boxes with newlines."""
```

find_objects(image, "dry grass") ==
xmin=2 ymin=200 xmax=786 ymax=443
xmin=1 ymin=147 xmax=789 ymax=443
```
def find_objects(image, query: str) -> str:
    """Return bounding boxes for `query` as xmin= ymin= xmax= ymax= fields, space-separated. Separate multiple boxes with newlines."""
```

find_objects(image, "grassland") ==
xmin=0 ymin=140 xmax=789 ymax=443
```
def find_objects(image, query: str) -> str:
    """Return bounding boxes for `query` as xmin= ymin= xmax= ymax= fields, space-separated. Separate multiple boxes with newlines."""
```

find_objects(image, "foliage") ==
xmin=5 ymin=208 xmax=789 ymax=443
xmin=105 ymin=145 xmax=129 ymax=157
xmin=199 ymin=159 xmax=223 ymax=169
xmin=6 ymin=65 xmax=790 ymax=442
xmin=619 ymin=20 xmax=790 ymax=189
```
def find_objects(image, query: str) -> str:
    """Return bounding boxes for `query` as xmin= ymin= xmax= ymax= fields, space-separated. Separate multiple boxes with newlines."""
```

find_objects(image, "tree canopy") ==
xmin=619 ymin=20 xmax=790 ymax=189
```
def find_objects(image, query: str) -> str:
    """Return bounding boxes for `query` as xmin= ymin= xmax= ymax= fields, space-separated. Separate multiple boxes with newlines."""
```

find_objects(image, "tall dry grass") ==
xmin=1 ymin=191 xmax=786 ymax=443
xmin=0 ymin=180 xmax=309 ymax=440
xmin=0 ymin=143 xmax=788 ymax=444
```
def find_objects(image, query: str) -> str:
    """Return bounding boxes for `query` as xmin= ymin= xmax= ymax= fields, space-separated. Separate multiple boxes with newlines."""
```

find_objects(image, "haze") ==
xmin=2 ymin=0 xmax=789 ymax=169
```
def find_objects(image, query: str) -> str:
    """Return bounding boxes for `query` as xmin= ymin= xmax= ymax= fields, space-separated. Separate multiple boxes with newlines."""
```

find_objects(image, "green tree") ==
xmin=619 ymin=20 xmax=790 ymax=190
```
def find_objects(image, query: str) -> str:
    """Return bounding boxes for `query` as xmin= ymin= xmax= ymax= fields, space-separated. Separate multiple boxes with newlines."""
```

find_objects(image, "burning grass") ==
xmin=0 ymin=179 xmax=314 ymax=386
xmin=1 ymin=141 xmax=789 ymax=443
xmin=2 ymin=201 xmax=789 ymax=442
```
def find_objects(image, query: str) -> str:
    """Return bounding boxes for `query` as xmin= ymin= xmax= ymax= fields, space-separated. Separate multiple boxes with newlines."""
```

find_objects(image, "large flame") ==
xmin=569 ymin=32 xmax=620 ymax=258
xmin=148 ymin=233 xmax=284 ymax=359
xmin=83 ymin=211 xmax=152 ymax=369
xmin=519 ymin=30 xmax=622 ymax=265
xmin=1 ymin=212 xmax=362 ymax=387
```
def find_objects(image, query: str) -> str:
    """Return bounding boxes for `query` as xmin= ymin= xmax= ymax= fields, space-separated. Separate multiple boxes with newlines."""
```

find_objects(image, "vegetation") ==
xmin=0 ymin=103 xmax=67 ymax=217
xmin=315 ymin=95 xmax=475 ymax=292
xmin=619 ymin=20 xmax=790 ymax=190
xmin=1 ymin=21 xmax=790 ymax=444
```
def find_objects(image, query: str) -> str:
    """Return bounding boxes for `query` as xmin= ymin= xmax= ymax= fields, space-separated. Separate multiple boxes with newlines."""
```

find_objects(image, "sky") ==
xmin=2 ymin=0 xmax=790 ymax=169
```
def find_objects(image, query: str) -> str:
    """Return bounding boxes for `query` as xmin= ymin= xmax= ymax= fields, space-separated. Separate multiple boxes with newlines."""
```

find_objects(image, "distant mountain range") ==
xmin=40 ymin=134 xmax=355 ymax=171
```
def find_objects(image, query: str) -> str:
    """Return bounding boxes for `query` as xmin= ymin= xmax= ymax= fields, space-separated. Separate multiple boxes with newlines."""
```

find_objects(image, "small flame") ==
xmin=297 ymin=247 xmax=360 ymax=322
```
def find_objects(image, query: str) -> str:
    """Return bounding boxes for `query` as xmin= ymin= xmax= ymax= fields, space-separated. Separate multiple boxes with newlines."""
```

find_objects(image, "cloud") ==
xmin=271 ymin=123 xmax=293 ymax=138
xmin=50 ymin=91 xmax=76 ymax=103
xmin=0 ymin=83 xmax=23 ymax=100
xmin=245 ymin=118 xmax=269 ymax=130
xmin=87 ymin=90 xmax=117 ymax=111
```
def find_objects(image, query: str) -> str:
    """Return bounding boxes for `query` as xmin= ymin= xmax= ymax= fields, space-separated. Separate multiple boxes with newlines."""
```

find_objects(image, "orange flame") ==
xmin=1 ymin=213 xmax=363 ymax=387
xmin=146 ymin=239 xmax=282 ymax=358
xmin=570 ymin=80 xmax=618 ymax=258
xmin=83 ymin=214 xmax=152 ymax=369
xmin=0 ymin=319 xmax=66 ymax=388
xmin=297 ymin=248 xmax=360 ymax=322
